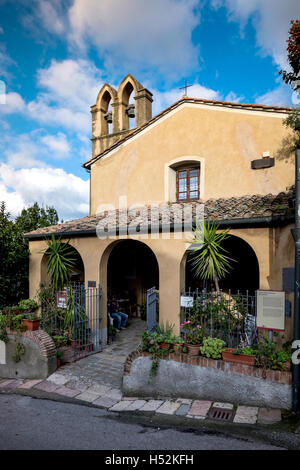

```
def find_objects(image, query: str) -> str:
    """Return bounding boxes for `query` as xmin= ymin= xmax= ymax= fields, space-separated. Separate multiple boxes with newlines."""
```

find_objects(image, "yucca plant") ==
xmin=188 ymin=220 xmax=235 ymax=292
xmin=42 ymin=236 xmax=77 ymax=291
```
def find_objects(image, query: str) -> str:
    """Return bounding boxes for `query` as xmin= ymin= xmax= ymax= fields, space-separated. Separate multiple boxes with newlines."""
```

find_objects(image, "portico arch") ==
xmin=183 ymin=231 xmax=260 ymax=293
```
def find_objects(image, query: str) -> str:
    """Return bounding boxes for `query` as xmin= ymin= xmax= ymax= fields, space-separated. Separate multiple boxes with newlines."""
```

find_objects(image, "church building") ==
xmin=25 ymin=74 xmax=295 ymax=341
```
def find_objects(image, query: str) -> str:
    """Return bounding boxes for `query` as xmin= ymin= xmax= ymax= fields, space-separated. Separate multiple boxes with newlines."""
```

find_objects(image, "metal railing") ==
xmin=180 ymin=288 xmax=257 ymax=348
xmin=41 ymin=282 xmax=103 ymax=361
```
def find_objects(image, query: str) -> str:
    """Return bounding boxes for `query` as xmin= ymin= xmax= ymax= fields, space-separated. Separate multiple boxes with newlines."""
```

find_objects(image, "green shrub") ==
xmin=200 ymin=337 xmax=226 ymax=359
xmin=18 ymin=299 xmax=38 ymax=312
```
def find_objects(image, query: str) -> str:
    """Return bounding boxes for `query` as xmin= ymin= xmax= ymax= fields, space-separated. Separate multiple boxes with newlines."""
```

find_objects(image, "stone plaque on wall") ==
xmin=256 ymin=290 xmax=285 ymax=331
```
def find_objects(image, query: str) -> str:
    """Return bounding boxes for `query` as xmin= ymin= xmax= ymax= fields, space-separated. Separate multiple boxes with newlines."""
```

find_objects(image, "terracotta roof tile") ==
xmin=25 ymin=189 xmax=294 ymax=239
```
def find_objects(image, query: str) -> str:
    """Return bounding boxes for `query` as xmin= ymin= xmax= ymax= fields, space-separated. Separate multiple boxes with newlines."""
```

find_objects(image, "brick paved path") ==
xmin=53 ymin=318 xmax=146 ymax=389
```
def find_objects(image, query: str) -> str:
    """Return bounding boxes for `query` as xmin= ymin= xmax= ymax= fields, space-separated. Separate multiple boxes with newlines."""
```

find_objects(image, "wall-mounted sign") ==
xmin=256 ymin=290 xmax=285 ymax=331
xmin=56 ymin=291 xmax=67 ymax=309
xmin=181 ymin=296 xmax=194 ymax=308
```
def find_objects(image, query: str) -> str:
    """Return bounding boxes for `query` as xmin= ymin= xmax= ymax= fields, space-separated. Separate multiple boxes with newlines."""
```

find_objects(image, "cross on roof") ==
xmin=179 ymin=80 xmax=193 ymax=97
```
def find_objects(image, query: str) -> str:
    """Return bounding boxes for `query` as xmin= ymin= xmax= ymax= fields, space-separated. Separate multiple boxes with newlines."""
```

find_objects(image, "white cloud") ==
xmin=35 ymin=0 xmax=65 ymax=35
xmin=152 ymin=83 xmax=221 ymax=115
xmin=21 ymin=0 xmax=68 ymax=38
xmin=0 ymin=163 xmax=89 ymax=220
xmin=0 ymin=91 xmax=25 ymax=114
xmin=225 ymin=91 xmax=244 ymax=103
xmin=27 ymin=59 xmax=103 ymax=133
xmin=68 ymin=0 xmax=201 ymax=75
xmin=40 ymin=132 xmax=70 ymax=157
xmin=212 ymin=0 xmax=299 ymax=71
xmin=255 ymin=82 xmax=293 ymax=107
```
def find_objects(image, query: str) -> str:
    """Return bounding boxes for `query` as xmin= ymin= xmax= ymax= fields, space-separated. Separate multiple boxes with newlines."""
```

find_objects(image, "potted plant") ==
xmin=254 ymin=338 xmax=292 ymax=371
xmin=19 ymin=299 xmax=40 ymax=331
xmin=181 ymin=320 xmax=203 ymax=355
xmin=155 ymin=322 xmax=174 ymax=350
xmin=21 ymin=312 xmax=41 ymax=331
xmin=172 ymin=336 xmax=185 ymax=353
xmin=200 ymin=337 xmax=226 ymax=359
xmin=222 ymin=346 xmax=256 ymax=366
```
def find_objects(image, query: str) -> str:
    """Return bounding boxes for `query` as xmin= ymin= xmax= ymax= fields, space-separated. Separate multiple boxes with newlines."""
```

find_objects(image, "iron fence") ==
xmin=41 ymin=282 xmax=103 ymax=361
xmin=180 ymin=288 xmax=257 ymax=348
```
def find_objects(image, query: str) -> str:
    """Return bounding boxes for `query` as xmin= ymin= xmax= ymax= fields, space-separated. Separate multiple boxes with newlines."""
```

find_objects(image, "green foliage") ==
xmin=279 ymin=20 xmax=300 ymax=89
xmin=18 ymin=298 xmax=38 ymax=312
xmin=200 ymin=337 xmax=225 ymax=359
xmin=0 ymin=314 xmax=9 ymax=343
xmin=12 ymin=339 xmax=25 ymax=363
xmin=235 ymin=346 xmax=256 ymax=356
xmin=254 ymin=337 xmax=292 ymax=371
xmin=42 ymin=236 xmax=77 ymax=291
xmin=182 ymin=292 xmax=248 ymax=344
xmin=188 ymin=220 xmax=235 ymax=291
xmin=52 ymin=335 xmax=68 ymax=348
xmin=141 ymin=327 xmax=176 ymax=382
xmin=0 ymin=201 xmax=58 ymax=308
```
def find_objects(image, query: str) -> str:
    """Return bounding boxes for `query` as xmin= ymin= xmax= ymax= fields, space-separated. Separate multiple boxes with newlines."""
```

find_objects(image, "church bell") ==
xmin=126 ymin=104 xmax=135 ymax=118
xmin=104 ymin=111 xmax=113 ymax=123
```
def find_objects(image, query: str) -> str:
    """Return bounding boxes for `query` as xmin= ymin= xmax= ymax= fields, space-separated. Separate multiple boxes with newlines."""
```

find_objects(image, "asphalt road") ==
xmin=0 ymin=394 xmax=284 ymax=451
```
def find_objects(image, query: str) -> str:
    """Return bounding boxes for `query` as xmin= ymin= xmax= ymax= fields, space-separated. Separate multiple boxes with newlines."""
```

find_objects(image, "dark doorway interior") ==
xmin=185 ymin=235 xmax=259 ymax=293
xmin=107 ymin=240 xmax=159 ymax=308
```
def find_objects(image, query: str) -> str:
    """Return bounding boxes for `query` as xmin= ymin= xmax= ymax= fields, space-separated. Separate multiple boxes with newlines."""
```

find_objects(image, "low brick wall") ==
xmin=123 ymin=351 xmax=292 ymax=410
xmin=0 ymin=330 xmax=57 ymax=380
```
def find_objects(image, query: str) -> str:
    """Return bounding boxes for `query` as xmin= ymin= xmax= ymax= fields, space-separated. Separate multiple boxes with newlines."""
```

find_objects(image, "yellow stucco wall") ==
xmin=90 ymin=103 xmax=294 ymax=214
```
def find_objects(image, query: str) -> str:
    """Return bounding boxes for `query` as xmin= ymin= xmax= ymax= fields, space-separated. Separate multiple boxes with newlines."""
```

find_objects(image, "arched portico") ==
xmin=183 ymin=233 xmax=260 ymax=293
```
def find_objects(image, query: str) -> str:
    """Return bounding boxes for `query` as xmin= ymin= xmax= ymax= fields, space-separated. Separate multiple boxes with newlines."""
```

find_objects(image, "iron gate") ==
xmin=71 ymin=283 xmax=103 ymax=360
xmin=146 ymin=286 xmax=159 ymax=332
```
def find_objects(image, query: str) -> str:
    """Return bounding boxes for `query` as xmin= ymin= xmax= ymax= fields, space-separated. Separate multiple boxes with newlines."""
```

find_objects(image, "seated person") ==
xmin=107 ymin=298 xmax=128 ymax=332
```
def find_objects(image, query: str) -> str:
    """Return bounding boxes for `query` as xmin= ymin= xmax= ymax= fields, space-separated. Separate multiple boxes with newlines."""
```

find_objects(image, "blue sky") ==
xmin=0 ymin=0 xmax=299 ymax=221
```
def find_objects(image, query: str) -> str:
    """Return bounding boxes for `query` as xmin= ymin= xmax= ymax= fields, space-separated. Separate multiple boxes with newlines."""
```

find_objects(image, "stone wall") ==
xmin=0 ymin=330 xmax=57 ymax=380
xmin=123 ymin=351 xmax=292 ymax=410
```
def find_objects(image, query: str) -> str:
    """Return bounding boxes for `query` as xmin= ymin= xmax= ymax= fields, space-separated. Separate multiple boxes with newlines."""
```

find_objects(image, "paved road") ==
xmin=0 ymin=395 xmax=284 ymax=451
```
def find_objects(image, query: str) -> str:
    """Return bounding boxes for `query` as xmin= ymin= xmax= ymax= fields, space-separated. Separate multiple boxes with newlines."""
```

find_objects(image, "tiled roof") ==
xmin=83 ymin=96 xmax=291 ymax=169
xmin=25 ymin=189 xmax=294 ymax=239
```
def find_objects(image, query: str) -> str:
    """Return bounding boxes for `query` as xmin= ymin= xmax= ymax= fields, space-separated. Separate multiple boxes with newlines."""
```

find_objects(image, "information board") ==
xmin=180 ymin=296 xmax=194 ymax=308
xmin=56 ymin=291 xmax=67 ymax=309
xmin=256 ymin=290 xmax=285 ymax=331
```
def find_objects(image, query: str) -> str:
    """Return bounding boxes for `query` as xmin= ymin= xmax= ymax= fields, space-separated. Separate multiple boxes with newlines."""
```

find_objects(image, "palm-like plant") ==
xmin=43 ymin=236 xmax=77 ymax=290
xmin=188 ymin=220 xmax=234 ymax=292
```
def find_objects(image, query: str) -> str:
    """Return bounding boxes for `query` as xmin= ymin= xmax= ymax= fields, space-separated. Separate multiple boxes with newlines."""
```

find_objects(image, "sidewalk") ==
xmin=0 ymin=374 xmax=288 ymax=425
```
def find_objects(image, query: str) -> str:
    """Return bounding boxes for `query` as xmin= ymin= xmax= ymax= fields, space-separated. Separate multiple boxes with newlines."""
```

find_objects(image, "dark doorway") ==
xmin=185 ymin=234 xmax=259 ymax=293
xmin=107 ymin=240 xmax=159 ymax=309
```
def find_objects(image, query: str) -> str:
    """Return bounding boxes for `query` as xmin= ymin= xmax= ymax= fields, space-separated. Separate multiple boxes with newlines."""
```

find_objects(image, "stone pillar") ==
xmin=135 ymin=88 xmax=153 ymax=127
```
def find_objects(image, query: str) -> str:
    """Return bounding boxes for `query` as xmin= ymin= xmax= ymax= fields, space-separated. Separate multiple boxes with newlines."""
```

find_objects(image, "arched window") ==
xmin=166 ymin=159 xmax=202 ymax=203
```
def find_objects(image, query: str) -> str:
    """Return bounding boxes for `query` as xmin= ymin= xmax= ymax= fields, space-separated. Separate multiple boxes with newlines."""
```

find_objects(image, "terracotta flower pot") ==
xmin=21 ymin=318 xmax=41 ymax=331
xmin=173 ymin=344 xmax=183 ymax=353
xmin=222 ymin=348 xmax=255 ymax=366
xmin=159 ymin=342 xmax=169 ymax=350
xmin=57 ymin=357 xmax=61 ymax=368
xmin=186 ymin=343 xmax=201 ymax=356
